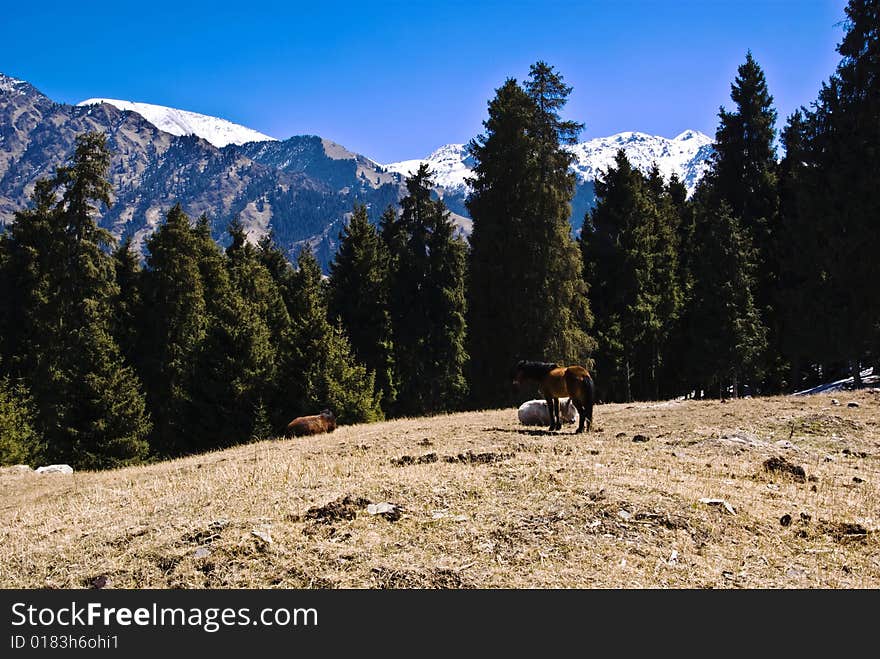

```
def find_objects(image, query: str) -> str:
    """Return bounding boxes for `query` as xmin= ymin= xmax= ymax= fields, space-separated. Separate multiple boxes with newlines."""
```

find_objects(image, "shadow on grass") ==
xmin=481 ymin=427 xmax=574 ymax=437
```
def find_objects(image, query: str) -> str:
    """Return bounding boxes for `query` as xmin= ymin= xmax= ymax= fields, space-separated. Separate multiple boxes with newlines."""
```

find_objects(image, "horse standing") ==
xmin=512 ymin=361 xmax=595 ymax=433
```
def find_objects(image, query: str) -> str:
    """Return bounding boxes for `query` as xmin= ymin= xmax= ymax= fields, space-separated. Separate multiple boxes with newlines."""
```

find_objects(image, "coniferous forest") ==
xmin=0 ymin=0 xmax=878 ymax=469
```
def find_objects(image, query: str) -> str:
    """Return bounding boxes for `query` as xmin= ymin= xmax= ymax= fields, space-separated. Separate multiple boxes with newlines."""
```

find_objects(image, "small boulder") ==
xmin=366 ymin=502 xmax=403 ymax=521
xmin=699 ymin=498 xmax=736 ymax=515
xmin=847 ymin=402 xmax=860 ymax=408
xmin=35 ymin=464 xmax=73 ymax=475
xmin=632 ymin=434 xmax=650 ymax=443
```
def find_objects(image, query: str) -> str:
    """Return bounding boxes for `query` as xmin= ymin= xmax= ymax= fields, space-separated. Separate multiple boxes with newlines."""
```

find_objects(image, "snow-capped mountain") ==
xmin=385 ymin=129 xmax=713 ymax=198
xmin=568 ymin=130 xmax=713 ymax=196
xmin=77 ymin=98 xmax=277 ymax=148
xmin=384 ymin=143 xmax=474 ymax=195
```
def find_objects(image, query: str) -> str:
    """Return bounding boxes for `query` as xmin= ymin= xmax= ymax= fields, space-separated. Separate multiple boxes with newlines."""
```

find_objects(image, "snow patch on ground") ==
xmin=792 ymin=367 xmax=878 ymax=396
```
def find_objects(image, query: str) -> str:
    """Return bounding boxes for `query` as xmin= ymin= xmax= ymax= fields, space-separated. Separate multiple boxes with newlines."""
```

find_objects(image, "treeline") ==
xmin=1 ymin=0 xmax=877 ymax=470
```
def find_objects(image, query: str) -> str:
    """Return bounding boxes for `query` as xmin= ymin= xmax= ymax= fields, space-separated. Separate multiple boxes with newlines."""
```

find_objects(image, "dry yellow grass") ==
xmin=1 ymin=391 xmax=878 ymax=589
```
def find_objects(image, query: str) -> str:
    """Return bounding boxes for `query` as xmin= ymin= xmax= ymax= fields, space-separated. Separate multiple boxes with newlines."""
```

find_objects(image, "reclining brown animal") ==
xmin=285 ymin=409 xmax=337 ymax=437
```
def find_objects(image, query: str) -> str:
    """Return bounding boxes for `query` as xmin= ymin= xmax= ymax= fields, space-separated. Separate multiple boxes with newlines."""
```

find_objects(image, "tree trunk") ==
xmin=852 ymin=358 xmax=863 ymax=388
xmin=625 ymin=357 xmax=632 ymax=403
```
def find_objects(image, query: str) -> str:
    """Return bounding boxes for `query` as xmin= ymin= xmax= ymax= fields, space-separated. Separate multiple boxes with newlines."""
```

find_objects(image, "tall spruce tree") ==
xmin=687 ymin=200 xmax=767 ymax=397
xmin=776 ymin=111 xmax=825 ymax=390
xmin=466 ymin=79 xmax=540 ymax=408
xmin=111 ymin=235 xmax=143 ymax=369
xmin=705 ymin=52 xmax=780 ymax=389
xmin=141 ymin=204 xmax=207 ymax=456
xmin=522 ymin=63 xmax=595 ymax=367
xmin=467 ymin=67 xmax=594 ymax=408
xmin=327 ymin=204 xmax=396 ymax=412
xmin=188 ymin=217 xmax=276 ymax=448
xmin=224 ymin=218 xmax=290 ymax=435
xmin=0 ymin=133 xmax=150 ymax=468
xmin=581 ymin=151 xmax=644 ymax=402
xmin=387 ymin=165 xmax=468 ymax=415
xmin=581 ymin=153 xmax=682 ymax=402
xmin=286 ymin=248 xmax=383 ymax=423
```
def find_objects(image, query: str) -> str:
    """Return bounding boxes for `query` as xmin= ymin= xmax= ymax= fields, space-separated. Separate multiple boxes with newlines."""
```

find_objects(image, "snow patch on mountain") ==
xmin=0 ymin=74 xmax=33 ymax=97
xmin=77 ymin=98 xmax=277 ymax=148
xmin=385 ymin=130 xmax=714 ymax=198
xmin=384 ymin=143 xmax=474 ymax=194
xmin=569 ymin=130 xmax=713 ymax=196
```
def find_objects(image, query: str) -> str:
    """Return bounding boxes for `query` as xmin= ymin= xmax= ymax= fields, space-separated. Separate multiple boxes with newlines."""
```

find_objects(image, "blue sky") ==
xmin=2 ymin=1 xmax=848 ymax=162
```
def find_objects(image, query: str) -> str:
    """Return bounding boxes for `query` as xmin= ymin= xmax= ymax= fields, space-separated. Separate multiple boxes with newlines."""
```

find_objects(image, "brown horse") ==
xmin=285 ymin=409 xmax=337 ymax=437
xmin=512 ymin=361 xmax=595 ymax=433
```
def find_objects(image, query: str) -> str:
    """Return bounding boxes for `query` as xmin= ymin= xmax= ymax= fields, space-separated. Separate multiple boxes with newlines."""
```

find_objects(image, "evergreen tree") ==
xmin=0 ymin=133 xmax=150 ymax=468
xmin=327 ymin=204 xmax=396 ymax=412
xmin=522 ymin=63 xmax=595 ymax=367
xmin=387 ymin=165 xmax=468 ymax=415
xmin=223 ymin=219 xmax=290 ymax=435
xmin=286 ymin=248 xmax=383 ymax=423
xmin=0 ymin=377 xmax=42 ymax=466
xmin=188 ymin=217 xmax=276 ymax=448
xmin=687 ymin=200 xmax=767 ymax=396
xmin=111 ymin=235 xmax=143 ymax=369
xmin=776 ymin=111 xmax=825 ymax=390
xmin=703 ymin=52 xmax=779 ymax=389
xmin=581 ymin=153 xmax=682 ymax=402
xmin=466 ymin=79 xmax=540 ymax=408
xmin=581 ymin=151 xmax=643 ymax=402
xmin=141 ymin=204 xmax=206 ymax=455
xmin=664 ymin=172 xmax=698 ymax=396
xmin=466 ymin=67 xmax=594 ymax=408
xmin=642 ymin=164 xmax=684 ymax=400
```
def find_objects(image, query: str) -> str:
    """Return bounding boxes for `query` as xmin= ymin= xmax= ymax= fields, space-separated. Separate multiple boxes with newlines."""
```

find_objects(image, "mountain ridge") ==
xmin=77 ymin=98 xmax=277 ymax=148
xmin=1 ymin=72 xmax=715 ymax=269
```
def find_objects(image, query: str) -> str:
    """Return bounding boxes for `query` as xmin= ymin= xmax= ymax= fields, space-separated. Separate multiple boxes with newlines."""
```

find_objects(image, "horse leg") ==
xmin=573 ymin=399 xmax=586 ymax=434
xmin=545 ymin=397 xmax=556 ymax=432
xmin=553 ymin=398 xmax=562 ymax=431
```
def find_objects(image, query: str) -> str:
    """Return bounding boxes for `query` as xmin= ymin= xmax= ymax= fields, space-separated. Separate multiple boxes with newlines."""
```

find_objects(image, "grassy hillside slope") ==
xmin=1 ymin=392 xmax=878 ymax=588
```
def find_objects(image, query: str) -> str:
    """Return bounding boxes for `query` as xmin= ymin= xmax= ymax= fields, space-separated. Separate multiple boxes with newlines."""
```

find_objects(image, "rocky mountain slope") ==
xmin=0 ymin=74 xmax=401 ymax=268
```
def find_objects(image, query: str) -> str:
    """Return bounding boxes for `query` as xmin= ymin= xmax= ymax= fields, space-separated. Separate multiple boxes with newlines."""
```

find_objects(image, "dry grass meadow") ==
xmin=1 ymin=391 xmax=878 ymax=589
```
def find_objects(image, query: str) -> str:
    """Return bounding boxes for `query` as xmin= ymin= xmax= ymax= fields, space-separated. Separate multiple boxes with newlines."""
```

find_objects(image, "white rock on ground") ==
xmin=34 ymin=464 xmax=73 ymax=474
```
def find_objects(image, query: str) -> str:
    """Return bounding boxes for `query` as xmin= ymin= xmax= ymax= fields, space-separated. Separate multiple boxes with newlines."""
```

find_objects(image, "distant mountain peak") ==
xmin=0 ymin=73 xmax=41 ymax=98
xmin=76 ymin=98 xmax=277 ymax=148
xmin=385 ymin=130 xmax=714 ymax=199
xmin=383 ymin=143 xmax=473 ymax=194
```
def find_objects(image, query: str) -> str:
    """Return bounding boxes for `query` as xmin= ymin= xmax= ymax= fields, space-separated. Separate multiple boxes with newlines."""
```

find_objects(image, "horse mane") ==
xmin=516 ymin=360 xmax=559 ymax=379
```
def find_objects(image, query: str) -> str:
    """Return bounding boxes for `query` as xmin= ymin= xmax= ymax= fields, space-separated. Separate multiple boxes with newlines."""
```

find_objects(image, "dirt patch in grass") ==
xmin=443 ymin=451 xmax=515 ymax=464
xmin=820 ymin=520 xmax=871 ymax=543
xmin=299 ymin=495 xmax=371 ymax=524
xmin=390 ymin=453 xmax=438 ymax=467
xmin=762 ymin=456 xmax=807 ymax=483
